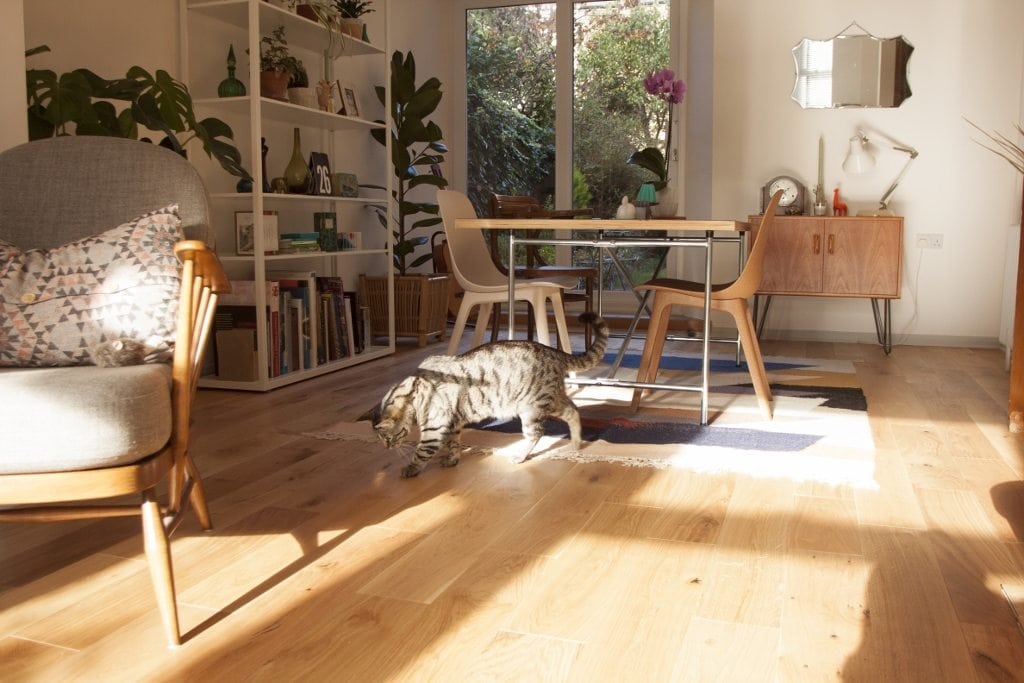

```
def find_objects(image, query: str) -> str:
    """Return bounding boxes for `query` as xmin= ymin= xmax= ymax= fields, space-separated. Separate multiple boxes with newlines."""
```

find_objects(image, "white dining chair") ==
xmin=436 ymin=189 xmax=576 ymax=354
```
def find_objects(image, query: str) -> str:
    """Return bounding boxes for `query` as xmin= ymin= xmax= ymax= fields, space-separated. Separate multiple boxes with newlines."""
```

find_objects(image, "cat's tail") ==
xmin=565 ymin=312 xmax=609 ymax=372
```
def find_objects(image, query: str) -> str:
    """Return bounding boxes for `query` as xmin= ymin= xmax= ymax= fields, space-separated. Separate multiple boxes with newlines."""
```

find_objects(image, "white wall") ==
xmin=710 ymin=0 xmax=1024 ymax=345
xmin=0 ymin=0 xmax=27 ymax=152
xmin=23 ymin=1 xmax=180 ymax=78
xmin=14 ymin=0 xmax=1024 ymax=346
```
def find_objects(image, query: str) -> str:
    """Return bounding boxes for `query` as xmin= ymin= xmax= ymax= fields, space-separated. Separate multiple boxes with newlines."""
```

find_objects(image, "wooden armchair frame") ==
xmin=0 ymin=241 xmax=229 ymax=647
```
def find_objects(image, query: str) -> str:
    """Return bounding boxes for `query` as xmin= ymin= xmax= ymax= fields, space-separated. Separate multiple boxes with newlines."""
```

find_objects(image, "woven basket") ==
xmin=359 ymin=273 xmax=449 ymax=347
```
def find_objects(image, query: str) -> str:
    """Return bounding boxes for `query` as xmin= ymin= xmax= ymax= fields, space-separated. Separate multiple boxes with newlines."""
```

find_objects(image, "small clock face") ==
xmin=768 ymin=177 xmax=799 ymax=206
xmin=762 ymin=175 xmax=806 ymax=215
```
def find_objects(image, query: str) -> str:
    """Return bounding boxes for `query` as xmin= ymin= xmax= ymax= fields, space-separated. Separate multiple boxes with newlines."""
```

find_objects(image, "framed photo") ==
xmin=235 ymin=211 xmax=279 ymax=255
xmin=332 ymin=172 xmax=359 ymax=198
xmin=331 ymin=81 xmax=345 ymax=115
xmin=336 ymin=80 xmax=361 ymax=118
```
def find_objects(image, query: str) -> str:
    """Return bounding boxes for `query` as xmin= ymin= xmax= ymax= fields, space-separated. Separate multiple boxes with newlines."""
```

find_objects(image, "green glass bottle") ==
xmin=217 ymin=44 xmax=246 ymax=98
xmin=283 ymin=127 xmax=311 ymax=194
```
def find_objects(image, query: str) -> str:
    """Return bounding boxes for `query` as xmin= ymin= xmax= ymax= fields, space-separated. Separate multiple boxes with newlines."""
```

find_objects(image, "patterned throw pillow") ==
xmin=0 ymin=205 xmax=184 ymax=367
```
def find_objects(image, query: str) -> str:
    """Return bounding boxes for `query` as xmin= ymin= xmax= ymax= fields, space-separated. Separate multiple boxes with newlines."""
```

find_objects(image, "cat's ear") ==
xmin=357 ymin=403 xmax=381 ymax=423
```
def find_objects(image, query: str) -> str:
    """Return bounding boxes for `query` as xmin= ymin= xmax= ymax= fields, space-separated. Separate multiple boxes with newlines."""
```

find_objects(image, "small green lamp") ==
xmin=636 ymin=182 xmax=657 ymax=219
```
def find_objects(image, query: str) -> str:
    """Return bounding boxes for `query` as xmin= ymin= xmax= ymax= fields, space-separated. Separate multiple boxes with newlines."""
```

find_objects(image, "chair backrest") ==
xmin=490 ymin=194 xmax=544 ymax=218
xmin=723 ymin=189 xmax=782 ymax=299
xmin=437 ymin=189 xmax=510 ymax=289
xmin=0 ymin=137 xmax=212 ymax=249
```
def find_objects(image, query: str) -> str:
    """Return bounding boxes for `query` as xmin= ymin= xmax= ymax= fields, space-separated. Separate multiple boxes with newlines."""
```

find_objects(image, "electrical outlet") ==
xmin=916 ymin=233 xmax=943 ymax=249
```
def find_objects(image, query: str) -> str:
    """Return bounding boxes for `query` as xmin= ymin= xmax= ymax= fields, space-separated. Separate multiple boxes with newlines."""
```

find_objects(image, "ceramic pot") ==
xmin=260 ymin=69 xmax=290 ymax=101
xmin=655 ymin=187 xmax=678 ymax=218
xmin=340 ymin=19 xmax=364 ymax=38
xmin=287 ymin=86 xmax=316 ymax=108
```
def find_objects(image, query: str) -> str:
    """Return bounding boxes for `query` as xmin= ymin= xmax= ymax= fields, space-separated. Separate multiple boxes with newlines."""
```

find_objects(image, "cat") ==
xmin=87 ymin=338 xmax=168 ymax=367
xmin=370 ymin=312 xmax=609 ymax=478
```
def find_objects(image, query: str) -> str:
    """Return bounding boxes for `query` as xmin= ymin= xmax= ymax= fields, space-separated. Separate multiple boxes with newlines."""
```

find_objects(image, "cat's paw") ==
xmin=509 ymin=452 xmax=530 ymax=464
xmin=440 ymin=454 xmax=460 ymax=468
xmin=400 ymin=463 xmax=423 ymax=478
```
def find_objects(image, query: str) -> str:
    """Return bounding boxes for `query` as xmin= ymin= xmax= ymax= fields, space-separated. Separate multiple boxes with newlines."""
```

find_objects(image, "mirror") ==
xmin=791 ymin=28 xmax=913 ymax=109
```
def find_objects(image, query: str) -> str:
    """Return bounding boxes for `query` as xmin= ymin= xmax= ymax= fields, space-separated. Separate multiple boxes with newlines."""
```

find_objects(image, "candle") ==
xmin=818 ymin=135 xmax=825 ymax=191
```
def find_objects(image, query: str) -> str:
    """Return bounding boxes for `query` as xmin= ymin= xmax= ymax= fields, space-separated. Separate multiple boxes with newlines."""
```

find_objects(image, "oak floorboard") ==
xmin=3 ymin=336 xmax=1024 ymax=679
xmin=694 ymin=476 xmax=797 ymax=628
xmin=778 ymin=550 xmax=872 ymax=681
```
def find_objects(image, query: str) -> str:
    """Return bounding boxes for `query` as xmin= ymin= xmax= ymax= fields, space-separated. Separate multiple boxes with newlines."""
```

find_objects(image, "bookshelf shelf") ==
xmin=183 ymin=0 xmax=395 ymax=391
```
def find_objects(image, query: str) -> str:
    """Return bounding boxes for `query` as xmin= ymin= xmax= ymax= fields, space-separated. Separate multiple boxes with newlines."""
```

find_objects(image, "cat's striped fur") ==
xmin=372 ymin=313 xmax=609 ymax=477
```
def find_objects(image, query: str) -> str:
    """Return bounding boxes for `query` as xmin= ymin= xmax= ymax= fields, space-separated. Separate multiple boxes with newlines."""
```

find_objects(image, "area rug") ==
xmin=304 ymin=349 xmax=877 ymax=488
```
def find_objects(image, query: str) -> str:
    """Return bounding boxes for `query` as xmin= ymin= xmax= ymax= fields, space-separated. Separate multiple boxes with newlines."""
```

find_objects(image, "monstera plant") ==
xmin=25 ymin=45 xmax=249 ymax=180
xmin=369 ymin=50 xmax=448 ymax=276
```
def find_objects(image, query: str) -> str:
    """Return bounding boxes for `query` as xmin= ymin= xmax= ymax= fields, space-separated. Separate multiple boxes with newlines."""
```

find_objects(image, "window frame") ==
xmin=451 ymin=0 xmax=684 ymax=310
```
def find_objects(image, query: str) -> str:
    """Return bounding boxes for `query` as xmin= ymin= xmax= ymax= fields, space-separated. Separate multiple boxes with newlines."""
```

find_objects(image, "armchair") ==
xmin=0 ymin=137 xmax=228 ymax=647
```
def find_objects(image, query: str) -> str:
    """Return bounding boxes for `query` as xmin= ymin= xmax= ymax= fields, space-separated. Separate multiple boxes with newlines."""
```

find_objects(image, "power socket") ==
xmin=916 ymin=233 xmax=943 ymax=249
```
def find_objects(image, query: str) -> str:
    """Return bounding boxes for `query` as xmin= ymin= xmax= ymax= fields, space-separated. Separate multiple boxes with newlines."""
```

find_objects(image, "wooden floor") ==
xmin=3 ymin=334 xmax=1024 ymax=681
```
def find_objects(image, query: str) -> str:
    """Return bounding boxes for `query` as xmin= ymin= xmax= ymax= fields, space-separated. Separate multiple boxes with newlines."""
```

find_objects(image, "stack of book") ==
xmin=213 ymin=273 xmax=367 ymax=381
xmin=278 ymin=232 xmax=322 ymax=253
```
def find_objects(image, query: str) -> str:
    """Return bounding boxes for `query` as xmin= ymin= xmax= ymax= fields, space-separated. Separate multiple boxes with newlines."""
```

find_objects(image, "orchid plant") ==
xmin=627 ymin=68 xmax=686 ymax=191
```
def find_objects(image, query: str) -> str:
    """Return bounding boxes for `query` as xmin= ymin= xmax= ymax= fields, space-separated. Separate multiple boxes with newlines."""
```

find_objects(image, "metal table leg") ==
xmin=871 ymin=298 xmax=892 ymax=354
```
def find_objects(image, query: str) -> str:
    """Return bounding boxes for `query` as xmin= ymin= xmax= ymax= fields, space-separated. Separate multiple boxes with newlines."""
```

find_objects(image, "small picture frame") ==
xmin=235 ymin=211 xmax=279 ymax=255
xmin=336 ymin=80 xmax=361 ymax=118
xmin=332 ymin=172 xmax=359 ymax=198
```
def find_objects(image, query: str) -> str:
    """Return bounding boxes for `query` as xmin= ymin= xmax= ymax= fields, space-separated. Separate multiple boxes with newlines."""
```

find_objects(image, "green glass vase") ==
xmin=217 ymin=44 xmax=246 ymax=98
xmin=283 ymin=127 xmax=310 ymax=194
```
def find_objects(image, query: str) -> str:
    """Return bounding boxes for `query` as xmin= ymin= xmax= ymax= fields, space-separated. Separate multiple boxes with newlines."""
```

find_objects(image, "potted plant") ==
xmin=285 ymin=56 xmax=315 ymax=108
xmin=259 ymin=26 xmax=298 ymax=101
xmin=363 ymin=51 xmax=450 ymax=346
xmin=25 ymin=45 xmax=249 ymax=180
xmin=334 ymin=0 xmax=374 ymax=38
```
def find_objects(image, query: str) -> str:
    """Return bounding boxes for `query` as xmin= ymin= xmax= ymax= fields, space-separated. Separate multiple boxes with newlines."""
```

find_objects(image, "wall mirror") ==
xmin=791 ymin=24 xmax=913 ymax=109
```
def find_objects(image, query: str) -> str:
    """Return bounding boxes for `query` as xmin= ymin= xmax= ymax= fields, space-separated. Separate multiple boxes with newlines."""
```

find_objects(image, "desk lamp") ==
xmin=843 ymin=129 xmax=918 ymax=216
xmin=636 ymin=182 xmax=657 ymax=219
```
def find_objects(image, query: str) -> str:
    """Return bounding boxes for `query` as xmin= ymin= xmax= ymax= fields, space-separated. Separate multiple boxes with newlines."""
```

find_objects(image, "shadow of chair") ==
xmin=629 ymin=190 xmax=783 ymax=420
xmin=0 ymin=136 xmax=229 ymax=647
xmin=488 ymin=194 xmax=597 ymax=347
xmin=437 ymin=189 xmax=576 ymax=354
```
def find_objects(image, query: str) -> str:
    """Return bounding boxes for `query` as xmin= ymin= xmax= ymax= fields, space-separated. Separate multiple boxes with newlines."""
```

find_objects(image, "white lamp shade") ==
xmin=843 ymin=134 xmax=876 ymax=174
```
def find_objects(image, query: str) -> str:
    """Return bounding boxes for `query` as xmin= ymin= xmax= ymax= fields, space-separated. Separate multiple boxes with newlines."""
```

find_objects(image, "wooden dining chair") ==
xmin=629 ymin=190 xmax=784 ymax=419
xmin=437 ymin=190 xmax=577 ymax=354
xmin=488 ymin=193 xmax=597 ymax=346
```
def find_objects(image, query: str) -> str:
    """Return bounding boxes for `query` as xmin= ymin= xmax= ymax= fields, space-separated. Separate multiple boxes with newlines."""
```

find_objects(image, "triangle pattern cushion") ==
xmin=0 ymin=204 xmax=183 ymax=366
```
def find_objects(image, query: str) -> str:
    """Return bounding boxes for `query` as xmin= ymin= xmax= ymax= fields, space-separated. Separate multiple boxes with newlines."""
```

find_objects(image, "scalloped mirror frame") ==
xmin=791 ymin=30 xmax=914 ymax=109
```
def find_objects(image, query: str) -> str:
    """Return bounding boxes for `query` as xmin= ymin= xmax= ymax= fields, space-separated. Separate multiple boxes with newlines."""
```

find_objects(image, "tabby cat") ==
xmin=371 ymin=312 xmax=609 ymax=477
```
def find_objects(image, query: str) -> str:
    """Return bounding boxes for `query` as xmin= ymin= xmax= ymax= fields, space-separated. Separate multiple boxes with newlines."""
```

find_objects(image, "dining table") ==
xmin=452 ymin=216 xmax=751 ymax=424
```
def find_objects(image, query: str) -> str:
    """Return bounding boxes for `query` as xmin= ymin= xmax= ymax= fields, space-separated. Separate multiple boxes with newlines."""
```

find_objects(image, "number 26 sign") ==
xmin=308 ymin=152 xmax=333 ymax=196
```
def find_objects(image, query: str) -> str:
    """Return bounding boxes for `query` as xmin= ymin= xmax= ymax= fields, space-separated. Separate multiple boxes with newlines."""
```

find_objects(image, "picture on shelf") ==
xmin=308 ymin=151 xmax=333 ymax=196
xmin=336 ymin=80 xmax=361 ymax=117
xmin=314 ymin=212 xmax=339 ymax=251
xmin=332 ymin=172 xmax=359 ymax=197
xmin=235 ymin=210 xmax=279 ymax=255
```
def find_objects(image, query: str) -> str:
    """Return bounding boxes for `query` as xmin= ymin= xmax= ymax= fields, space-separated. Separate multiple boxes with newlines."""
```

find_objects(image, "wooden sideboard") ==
xmin=748 ymin=214 xmax=904 ymax=352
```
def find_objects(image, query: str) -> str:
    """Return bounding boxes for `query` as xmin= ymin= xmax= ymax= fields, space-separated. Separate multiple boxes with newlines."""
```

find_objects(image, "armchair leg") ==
xmin=141 ymin=489 xmax=180 ymax=647
xmin=185 ymin=456 xmax=212 ymax=531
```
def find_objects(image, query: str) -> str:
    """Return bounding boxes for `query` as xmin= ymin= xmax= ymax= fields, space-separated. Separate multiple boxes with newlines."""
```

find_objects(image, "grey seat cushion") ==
xmin=0 ymin=364 xmax=172 ymax=474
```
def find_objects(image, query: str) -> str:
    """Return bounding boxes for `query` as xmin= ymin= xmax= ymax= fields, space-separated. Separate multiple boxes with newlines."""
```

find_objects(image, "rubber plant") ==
xmin=369 ymin=51 xmax=448 ymax=275
xmin=25 ymin=45 xmax=250 ymax=180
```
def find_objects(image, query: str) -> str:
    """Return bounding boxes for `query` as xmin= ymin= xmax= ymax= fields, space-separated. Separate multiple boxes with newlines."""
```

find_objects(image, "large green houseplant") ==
xmin=25 ymin=45 xmax=249 ymax=179
xmin=370 ymin=50 xmax=448 ymax=275
xmin=362 ymin=51 xmax=450 ymax=346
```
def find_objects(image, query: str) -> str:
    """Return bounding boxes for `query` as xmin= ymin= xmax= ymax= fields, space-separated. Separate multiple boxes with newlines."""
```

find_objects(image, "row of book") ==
xmin=213 ymin=272 xmax=371 ymax=382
